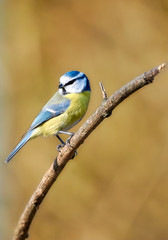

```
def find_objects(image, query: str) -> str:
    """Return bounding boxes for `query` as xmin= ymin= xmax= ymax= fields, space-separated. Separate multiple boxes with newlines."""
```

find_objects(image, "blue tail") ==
xmin=5 ymin=131 xmax=33 ymax=163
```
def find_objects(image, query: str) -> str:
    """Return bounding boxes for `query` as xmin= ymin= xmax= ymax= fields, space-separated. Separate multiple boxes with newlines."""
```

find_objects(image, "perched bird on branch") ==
xmin=5 ymin=71 xmax=91 ymax=163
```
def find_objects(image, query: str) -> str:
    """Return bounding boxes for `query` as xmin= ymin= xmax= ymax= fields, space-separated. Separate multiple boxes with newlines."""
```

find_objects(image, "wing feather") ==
xmin=28 ymin=92 xmax=70 ymax=132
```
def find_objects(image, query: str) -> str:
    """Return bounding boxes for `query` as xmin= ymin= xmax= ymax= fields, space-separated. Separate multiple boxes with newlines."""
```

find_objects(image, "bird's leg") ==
xmin=57 ymin=131 xmax=77 ymax=157
xmin=56 ymin=135 xmax=66 ymax=152
xmin=57 ymin=131 xmax=74 ymax=147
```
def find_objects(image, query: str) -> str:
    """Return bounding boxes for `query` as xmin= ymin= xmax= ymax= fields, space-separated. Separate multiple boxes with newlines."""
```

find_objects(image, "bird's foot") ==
xmin=56 ymin=133 xmax=77 ymax=158
xmin=71 ymin=151 xmax=77 ymax=159
xmin=57 ymin=144 xmax=65 ymax=152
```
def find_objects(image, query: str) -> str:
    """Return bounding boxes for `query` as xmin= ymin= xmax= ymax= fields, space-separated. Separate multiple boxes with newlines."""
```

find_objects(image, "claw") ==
xmin=72 ymin=150 xmax=78 ymax=159
xmin=57 ymin=144 xmax=65 ymax=152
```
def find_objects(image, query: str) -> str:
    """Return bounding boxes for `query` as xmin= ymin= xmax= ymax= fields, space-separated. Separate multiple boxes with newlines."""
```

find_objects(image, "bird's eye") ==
xmin=64 ymin=79 xmax=76 ymax=87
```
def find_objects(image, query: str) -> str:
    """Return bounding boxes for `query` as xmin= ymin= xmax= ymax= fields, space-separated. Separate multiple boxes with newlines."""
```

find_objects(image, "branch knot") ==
xmin=144 ymin=72 xmax=154 ymax=83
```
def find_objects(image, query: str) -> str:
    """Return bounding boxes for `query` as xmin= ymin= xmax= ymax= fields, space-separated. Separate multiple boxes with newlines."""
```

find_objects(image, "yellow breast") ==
xmin=38 ymin=91 xmax=91 ymax=136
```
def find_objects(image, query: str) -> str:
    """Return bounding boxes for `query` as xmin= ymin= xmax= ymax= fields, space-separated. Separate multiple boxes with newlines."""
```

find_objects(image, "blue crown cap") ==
xmin=64 ymin=71 xmax=81 ymax=78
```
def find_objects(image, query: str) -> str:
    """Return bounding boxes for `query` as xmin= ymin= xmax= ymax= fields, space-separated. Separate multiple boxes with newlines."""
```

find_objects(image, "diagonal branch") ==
xmin=12 ymin=63 xmax=166 ymax=240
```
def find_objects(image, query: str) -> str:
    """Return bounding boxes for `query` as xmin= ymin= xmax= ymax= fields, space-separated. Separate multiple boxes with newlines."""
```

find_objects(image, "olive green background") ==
xmin=1 ymin=0 xmax=168 ymax=239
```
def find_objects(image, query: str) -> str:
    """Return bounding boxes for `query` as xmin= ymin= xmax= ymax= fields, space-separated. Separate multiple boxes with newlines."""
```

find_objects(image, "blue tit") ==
xmin=5 ymin=71 xmax=91 ymax=163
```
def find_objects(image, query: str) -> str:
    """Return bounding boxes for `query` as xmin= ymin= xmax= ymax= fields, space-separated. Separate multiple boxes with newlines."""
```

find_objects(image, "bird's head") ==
xmin=58 ymin=71 xmax=91 ymax=95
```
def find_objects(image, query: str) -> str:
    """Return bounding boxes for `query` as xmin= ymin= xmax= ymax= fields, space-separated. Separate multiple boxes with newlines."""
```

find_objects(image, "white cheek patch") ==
xmin=65 ymin=85 xmax=76 ymax=93
xmin=59 ymin=88 xmax=63 ymax=95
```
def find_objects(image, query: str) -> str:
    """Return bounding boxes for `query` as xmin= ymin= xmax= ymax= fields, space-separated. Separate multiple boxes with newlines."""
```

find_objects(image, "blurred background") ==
xmin=1 ymin=0 xmax=168 ymax=239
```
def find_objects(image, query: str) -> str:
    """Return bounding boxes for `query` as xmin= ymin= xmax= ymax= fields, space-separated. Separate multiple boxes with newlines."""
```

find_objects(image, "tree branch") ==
xmin=12 ymin=63 xmax=166 ymax=240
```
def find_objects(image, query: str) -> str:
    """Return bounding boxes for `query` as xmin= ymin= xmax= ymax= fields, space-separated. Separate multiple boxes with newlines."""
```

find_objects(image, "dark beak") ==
xmin=58 ymin=83 xmax=63 ymax=89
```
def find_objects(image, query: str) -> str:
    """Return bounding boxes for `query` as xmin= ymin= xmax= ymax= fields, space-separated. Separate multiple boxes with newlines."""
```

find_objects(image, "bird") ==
xmin=5 ymin=71 xmax=91 ymax=163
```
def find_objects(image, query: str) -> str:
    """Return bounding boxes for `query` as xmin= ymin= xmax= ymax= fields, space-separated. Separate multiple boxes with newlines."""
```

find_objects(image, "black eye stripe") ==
xmin=64 ymin=79 xmax=76 ymax=87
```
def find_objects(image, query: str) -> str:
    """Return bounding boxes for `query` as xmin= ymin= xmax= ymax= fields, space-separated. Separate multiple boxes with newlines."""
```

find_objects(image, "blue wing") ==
xmin=28 ymin=98 xmax=71 ymax=132
xmin=5 ymin=99 xmax=70 ymax=163
xmin=5 ymin=92 xmax=71 ymax=163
